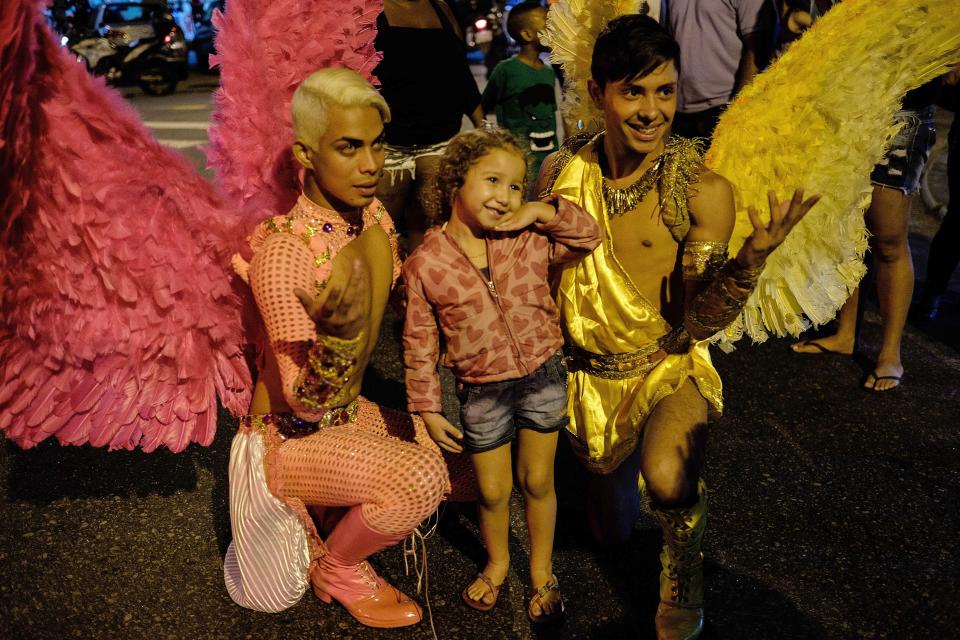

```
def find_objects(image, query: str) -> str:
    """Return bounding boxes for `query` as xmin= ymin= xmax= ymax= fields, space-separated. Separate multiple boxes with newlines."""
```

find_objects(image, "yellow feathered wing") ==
xmin=707 ymin=0 xmax=960 ymax=348
xmin=542 ymin=0 xmax=645 ymax=131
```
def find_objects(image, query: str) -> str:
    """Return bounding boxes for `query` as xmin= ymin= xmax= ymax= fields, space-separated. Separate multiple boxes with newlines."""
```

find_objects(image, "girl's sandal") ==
xmin=461 ymin=573 xmax=503 ymax=612
xmin=527 ymin=574 xmax=565 ymax=624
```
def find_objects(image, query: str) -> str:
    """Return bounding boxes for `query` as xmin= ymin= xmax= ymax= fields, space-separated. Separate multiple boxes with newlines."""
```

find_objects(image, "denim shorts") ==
xmin=870 ymin=106 xmax=936 ymax=195
xmin=457 ymin=353 xmax=569 ymax=453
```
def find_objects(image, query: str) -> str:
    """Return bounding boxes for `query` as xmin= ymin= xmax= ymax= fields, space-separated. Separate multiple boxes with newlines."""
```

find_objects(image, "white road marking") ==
xmin=143 ymin=121 xmax=210 ymax=130
xmin=158 ymin=139 xmax=208 ymax=149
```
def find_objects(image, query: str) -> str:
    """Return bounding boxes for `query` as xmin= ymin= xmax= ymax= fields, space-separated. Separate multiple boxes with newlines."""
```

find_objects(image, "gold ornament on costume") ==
xmin=601 ymin=154 xmax=662 ymax=216
xmin=598 ymin=135 xmax=705 ymax=242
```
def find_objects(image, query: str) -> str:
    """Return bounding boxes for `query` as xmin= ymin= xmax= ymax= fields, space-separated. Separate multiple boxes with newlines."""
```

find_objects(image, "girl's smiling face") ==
xmin=451 ymin=148 xmax=527 ymax=233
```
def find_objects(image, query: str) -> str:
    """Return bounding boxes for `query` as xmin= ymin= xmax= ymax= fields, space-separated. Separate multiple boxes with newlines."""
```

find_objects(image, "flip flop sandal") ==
xmin=863 ymin=370 xmax=901 ymax=392
xmin=461 ymin=573 xmax=503 ymax=612
xmin=527 ymin=574 xmax=565 ymax=624
xmin=790 ymin=339 xmax=852 ymax=356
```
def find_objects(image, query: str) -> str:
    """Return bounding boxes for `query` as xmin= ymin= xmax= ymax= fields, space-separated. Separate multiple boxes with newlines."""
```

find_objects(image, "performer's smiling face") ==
xmin=295 ymin=104 xmax=385 ymax=213
xmin=590 ymin=60 xmax=678 ymax=157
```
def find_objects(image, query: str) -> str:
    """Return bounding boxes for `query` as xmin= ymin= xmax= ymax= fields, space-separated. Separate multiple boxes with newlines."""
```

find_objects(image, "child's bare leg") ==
xmin=466 ymin=443 xmax=513 ymax=605
xmin=516 ymin=428 xmax=560 ymax=615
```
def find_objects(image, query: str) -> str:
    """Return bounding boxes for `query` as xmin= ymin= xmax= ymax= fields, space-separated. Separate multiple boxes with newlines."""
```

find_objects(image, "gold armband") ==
xmin=294 ymin=331 xmax=364 ymax=411
xmin=682 ymin=241 xmax=728 ymax=281
xmin=686 ymin=259 xmax=763 ymax=336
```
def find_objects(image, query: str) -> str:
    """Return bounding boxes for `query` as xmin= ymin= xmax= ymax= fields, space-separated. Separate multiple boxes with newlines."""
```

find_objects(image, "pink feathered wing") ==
xmin=206 ymin=0 xmax=382 ymax=227
xmin=0 ymin=0 xmax=383 ymax=452
xmin=0 ymin=0 xmax=250 ymax=452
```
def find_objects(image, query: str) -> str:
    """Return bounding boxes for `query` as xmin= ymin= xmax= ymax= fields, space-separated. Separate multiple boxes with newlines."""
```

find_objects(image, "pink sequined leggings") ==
xmin=264 ymin=398 xmax=475 ymax=536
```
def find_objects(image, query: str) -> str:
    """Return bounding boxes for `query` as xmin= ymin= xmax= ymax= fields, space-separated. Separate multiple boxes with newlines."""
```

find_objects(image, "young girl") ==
xmin=402 ymin=127 xmax=600 ymax=623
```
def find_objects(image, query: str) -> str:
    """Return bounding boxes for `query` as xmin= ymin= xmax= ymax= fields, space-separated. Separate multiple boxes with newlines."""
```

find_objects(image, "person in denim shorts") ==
xmin=403 ymin=128 xmax=601 ymax=622
xmin=457 ymin=353 xmax=569 ymax=452
xmin=792 ymin=84 xmax=938 ymax=392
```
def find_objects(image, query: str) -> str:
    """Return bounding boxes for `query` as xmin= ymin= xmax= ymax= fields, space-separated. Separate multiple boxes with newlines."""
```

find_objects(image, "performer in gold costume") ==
xmin=536 ymin=16 xmax=819 ymax=640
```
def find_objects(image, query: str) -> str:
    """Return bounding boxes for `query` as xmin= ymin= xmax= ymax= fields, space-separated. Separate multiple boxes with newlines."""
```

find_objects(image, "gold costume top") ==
xmin=551 ymin=135 xmax=723 ymax=473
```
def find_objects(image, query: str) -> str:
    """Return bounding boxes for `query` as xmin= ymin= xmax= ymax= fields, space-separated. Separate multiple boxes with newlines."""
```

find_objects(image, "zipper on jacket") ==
xmin=483 ymin=241 xmax=530 ymax=377
xmin=446 ymin=232 xmax=530 ymax=377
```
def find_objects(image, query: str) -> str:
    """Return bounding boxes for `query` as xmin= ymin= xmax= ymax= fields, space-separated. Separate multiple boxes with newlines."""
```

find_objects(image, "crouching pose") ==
xmin=225 ymin=68 xmax=454 ymax=629
xmin=537 ymin=17 xmax=819 ymax=640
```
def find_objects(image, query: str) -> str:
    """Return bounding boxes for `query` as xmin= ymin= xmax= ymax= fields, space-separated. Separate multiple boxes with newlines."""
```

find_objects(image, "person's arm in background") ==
xmin=437 ymin=0 xmax=485 ymax=128
xmin=732 ymin=0 xmax=771 ymax=95
xmin=480 ymin=62 xmax=503 ymax=121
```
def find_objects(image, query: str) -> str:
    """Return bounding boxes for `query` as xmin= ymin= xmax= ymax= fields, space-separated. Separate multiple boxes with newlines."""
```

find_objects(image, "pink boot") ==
xmin=311 ymin=506 xmax=422 ymax=628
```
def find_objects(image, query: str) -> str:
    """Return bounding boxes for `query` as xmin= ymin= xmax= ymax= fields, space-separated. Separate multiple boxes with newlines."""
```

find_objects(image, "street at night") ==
xmin=0 ymin=0 xmax=960 ymax=640
xmin=2 ymin=79 xmax=959 ymax=639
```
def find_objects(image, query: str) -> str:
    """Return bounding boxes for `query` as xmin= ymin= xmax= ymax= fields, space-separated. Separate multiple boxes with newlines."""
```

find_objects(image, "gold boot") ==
xmin=651 ymin=482 xmax=707 ymax=640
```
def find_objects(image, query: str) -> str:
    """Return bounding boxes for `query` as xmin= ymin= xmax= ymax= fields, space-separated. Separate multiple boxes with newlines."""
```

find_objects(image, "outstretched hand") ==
xmin=738 ymin=188 xmax=821 ymax=268
xmin=294 ymin=253 xmax=371 ymax=339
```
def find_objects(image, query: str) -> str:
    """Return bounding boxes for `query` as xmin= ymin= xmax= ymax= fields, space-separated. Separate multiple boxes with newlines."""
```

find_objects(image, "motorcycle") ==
xmin=69 ymin=1 xmax=188 ymax=96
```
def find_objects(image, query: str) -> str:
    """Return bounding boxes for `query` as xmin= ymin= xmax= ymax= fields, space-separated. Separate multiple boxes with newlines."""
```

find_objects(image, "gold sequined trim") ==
xmin=603 ymin=158 xmax=663 ymax=216
xmin=566 ymin=343 xmax=666 ymax=380
xmin=244 ymin=401 xmax=360 ymax=440
xmin=294 ymin=331 xmax=365 ymax=411
xmin=682 ymin=241 xmax=728 ymax=281
xmin=538 ymin=130 xmax=598 ymax=199
xmin=313 ymin=247 xmax=332 ymax=268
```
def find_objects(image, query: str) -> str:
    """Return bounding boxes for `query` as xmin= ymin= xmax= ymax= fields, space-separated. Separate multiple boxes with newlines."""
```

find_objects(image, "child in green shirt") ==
xmin=481 ymin=1 xmax=558 ymax=197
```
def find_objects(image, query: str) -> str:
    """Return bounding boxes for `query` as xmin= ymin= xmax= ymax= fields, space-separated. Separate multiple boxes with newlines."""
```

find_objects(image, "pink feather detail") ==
xmin=206 ymin=0 xmax=382 ymax=230
xmin=1 ymin=0 xmax=383 ymax=452
xmin=0 ymin=0 xmax=252 ymax=452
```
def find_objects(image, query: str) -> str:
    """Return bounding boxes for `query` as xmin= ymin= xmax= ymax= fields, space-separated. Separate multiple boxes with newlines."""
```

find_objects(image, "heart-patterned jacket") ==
xmin=402 ymin=195 xmax=601 ymax=414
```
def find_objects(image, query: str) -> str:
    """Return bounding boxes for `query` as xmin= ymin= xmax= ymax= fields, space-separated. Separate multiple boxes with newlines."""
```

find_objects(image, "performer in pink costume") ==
xmin=225 ymin=67 xmax=451 ymax=626
xmin=0 ymin=0 xmax=474 ymax=629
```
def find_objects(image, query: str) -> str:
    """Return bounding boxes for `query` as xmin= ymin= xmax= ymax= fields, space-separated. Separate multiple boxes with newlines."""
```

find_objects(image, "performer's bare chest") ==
xmin=607 ymin=196 xmax=683 ymax=315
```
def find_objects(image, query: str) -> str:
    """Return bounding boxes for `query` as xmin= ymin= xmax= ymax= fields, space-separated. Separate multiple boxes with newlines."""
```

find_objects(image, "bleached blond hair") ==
xmin=291 ymin=68 xmax=391 ymax=145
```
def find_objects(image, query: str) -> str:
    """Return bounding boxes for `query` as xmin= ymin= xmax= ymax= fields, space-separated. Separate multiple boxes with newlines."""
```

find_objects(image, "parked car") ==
xmin=69 ymin=1 xmax=188 ymax=96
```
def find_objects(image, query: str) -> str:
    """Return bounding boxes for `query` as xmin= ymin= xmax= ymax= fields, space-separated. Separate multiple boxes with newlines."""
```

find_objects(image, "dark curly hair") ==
xmin=430 ymin=127 xmax=529 ymax=224
xmin=592 ymin=14 xmax=680 ymax=89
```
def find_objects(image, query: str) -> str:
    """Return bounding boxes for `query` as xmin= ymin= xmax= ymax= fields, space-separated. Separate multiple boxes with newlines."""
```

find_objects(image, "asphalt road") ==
xmin=1 ymin=74 xmax=958 ymax=640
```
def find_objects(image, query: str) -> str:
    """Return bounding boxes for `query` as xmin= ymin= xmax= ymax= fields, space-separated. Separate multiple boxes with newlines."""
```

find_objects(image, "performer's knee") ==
xmin=642 ymin=459 xmax=696 ymax=509
xmin=381 ymin=447 xmax=447 ymax=525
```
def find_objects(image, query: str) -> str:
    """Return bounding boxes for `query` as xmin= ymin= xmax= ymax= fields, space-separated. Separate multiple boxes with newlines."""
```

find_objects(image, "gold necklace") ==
xmin=602 ymin=157 xmax=663 ymax=216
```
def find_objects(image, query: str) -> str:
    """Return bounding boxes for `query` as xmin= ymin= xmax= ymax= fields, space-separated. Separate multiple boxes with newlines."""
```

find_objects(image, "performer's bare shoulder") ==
xmin=686 ymin=168 xmax=736 ymax=244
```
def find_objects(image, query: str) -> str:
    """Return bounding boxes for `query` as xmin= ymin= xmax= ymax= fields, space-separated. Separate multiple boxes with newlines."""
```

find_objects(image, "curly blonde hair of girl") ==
xmin=430 ymin=127 xmax=529 ymax=223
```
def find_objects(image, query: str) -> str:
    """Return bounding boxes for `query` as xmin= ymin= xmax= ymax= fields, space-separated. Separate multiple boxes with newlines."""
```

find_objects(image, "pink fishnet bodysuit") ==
xmin=240 ymin=195 xmax=474 ymax=539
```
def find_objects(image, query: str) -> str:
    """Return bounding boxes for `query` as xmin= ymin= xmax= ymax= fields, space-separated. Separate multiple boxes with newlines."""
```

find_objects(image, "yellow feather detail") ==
xmin=543 ymin=0 xmax=644 ymax=131
xmin=706 ymin=0 xmax=960 ymax=347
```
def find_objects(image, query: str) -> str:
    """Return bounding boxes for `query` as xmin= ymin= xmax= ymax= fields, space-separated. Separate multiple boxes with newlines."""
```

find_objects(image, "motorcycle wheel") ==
xmin=139 ymin=71 xmax=177 ymax=96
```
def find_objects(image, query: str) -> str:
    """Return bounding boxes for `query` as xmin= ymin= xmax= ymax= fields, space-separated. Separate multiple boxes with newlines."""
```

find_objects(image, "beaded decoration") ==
xmin=682 ymin=241 xmax=729 ymax=281
xmin=293 ymin=331 xmax=365 ymax=411
xmin=602 ymin=157 xmax=663 ymax=216
xmin=263 ymin=198 xmax=392 ymax=295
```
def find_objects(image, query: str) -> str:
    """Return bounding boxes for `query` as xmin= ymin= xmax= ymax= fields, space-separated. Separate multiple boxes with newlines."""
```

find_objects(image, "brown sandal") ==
xmin=461 ymin=573 xmax=503 ymax=612
xmin=527 ymin=574 xmax=565 ymax=623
